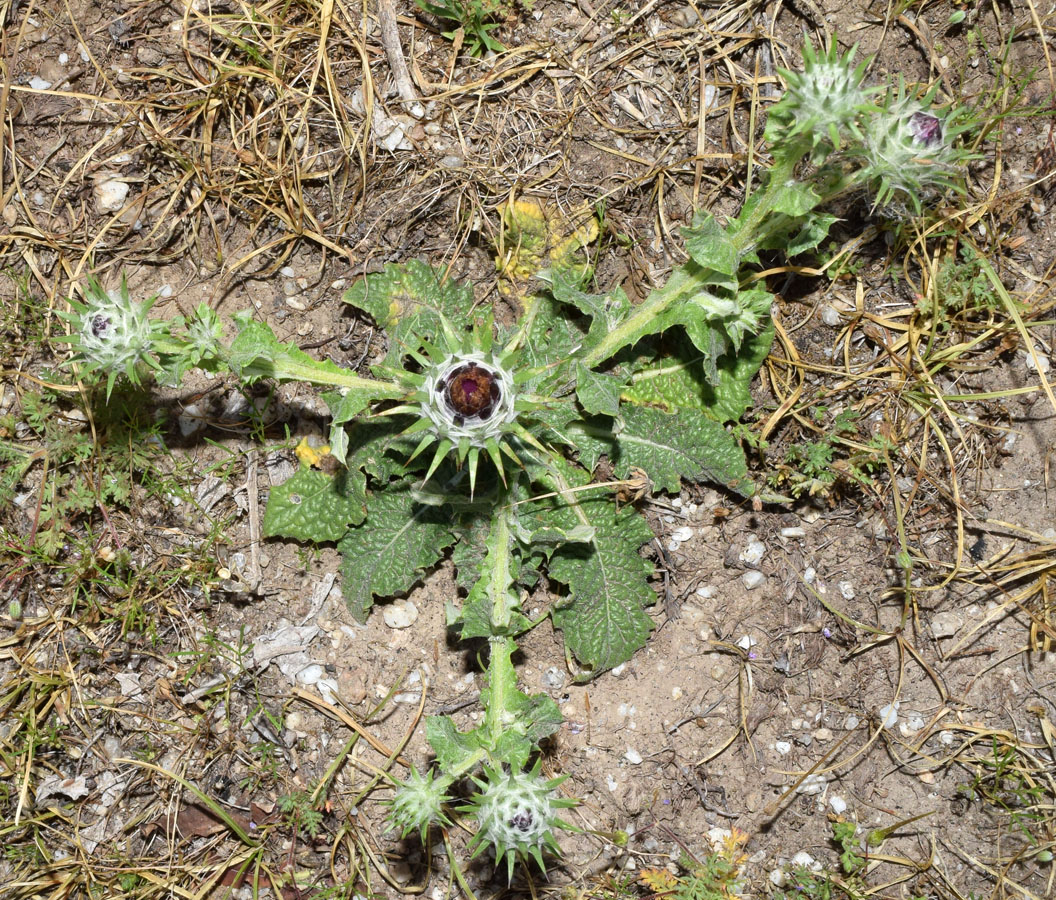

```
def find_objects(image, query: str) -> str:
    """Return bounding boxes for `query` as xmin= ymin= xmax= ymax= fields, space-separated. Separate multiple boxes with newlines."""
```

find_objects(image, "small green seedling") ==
xmin=415 ymin=0 xmax=509 ymax=56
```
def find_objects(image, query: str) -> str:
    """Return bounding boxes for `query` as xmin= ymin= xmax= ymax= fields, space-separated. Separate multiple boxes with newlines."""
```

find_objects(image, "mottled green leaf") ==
xmin=337 ymin=482 xmax=456 ymax=621
xmin=425 ymin=716 xmax=485 ymax=774
xmin=622 ymin=326 xmax=775 ymax=422
xmin=613 ymin=406 xmax=751 ymax=495
xmin=321 ymin=389 xmax=380 ymax=465
xmin=342 ymin=417 xmax=417 ymax=482
xmin=575 ymin=362 xmax=623 ymax=416
xmin=768 ymin=179 xmax=822 ymax=217
xmin=541 ymin=459 xmax=655 ymax=673
xmin=682 ymin=212 xmax=738 ymax=288
xmin=342 ymin=260 xmax=475 ymax=365
xmin=262 ymin=466 xmax=366 ymax=543
xmin=515 ymin=292 xmax=587 ymax=380
xmin=563 ymin=406 xmax=752 ymax=496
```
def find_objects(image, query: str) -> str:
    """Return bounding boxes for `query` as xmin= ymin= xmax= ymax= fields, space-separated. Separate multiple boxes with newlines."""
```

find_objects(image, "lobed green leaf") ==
xmin=539 ymin=458 xmax=655 ymax=673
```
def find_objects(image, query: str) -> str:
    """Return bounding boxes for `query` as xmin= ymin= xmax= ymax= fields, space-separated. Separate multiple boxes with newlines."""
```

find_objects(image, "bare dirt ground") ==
xmin=1 ymin=0 xmax=1055 ymax=898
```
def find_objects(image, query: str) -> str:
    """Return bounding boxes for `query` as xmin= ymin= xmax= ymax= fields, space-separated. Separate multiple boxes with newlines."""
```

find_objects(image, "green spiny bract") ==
xmin=464 ymin=764 xmax=576 ymax=880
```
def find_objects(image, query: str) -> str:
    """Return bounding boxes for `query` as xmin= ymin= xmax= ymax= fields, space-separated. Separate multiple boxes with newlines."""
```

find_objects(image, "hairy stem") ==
xmin=578 ymin=155 xmax=799 ymax=369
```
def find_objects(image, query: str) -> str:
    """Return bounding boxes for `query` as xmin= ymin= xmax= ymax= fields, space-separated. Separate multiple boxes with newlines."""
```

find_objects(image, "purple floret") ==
xmin=909 ymin=112 xmax=943 ymax=147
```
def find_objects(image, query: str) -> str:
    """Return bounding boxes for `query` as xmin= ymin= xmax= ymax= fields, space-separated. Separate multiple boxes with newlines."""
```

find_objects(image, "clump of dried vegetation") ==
xmin=1 ymin=0 xmax=1054 ymax=898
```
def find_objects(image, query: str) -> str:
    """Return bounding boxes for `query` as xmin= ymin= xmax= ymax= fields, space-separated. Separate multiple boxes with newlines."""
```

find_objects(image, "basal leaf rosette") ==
xmin=464 ymin=764 xmax=576 ymax=880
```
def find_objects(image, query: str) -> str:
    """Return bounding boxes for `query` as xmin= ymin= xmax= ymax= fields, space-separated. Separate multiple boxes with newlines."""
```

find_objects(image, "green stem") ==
xmin=484 ymin=637 xmax=519 ymax=753
xmin=578 ymin=155 xmax=799 ymax=370
xmin=488 ymin=506 xmax=514 ymax=631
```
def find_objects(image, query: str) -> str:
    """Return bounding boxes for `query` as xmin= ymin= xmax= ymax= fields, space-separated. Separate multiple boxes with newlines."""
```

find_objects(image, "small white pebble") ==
xmin=1026 ymin=352 xmax=1051 ymax=373
xmin=821 ymin=304 xmax=843 ymax=327
xmin=774 ymin=740 xmax=792 ymax=755
xmin=838 ymin=580 xmax=855 ymax=599
xmin=624 ymin=748 xmax=643 ymax=765
xmin=671 ymin=497 xmax=682 ymax=508
xmin=739 ymin=536 xmax=766 ymax=565
xmin=29 ymin=76 xmax=52 ymax=90
xmin=58 ymin=52 xmax=69 ymax=64
xmin=803 ymin=566 xmax=816 ymax=585
xmin=780 ymin=526 xmax=806 ymax=538
xmin=666 ymin=539 xmax=681 ymax=554
xmin=671 ymin=526 xmax=693 ymax=543
xmin=736 ymin=634 xmax=757 ymax=651
xmin=158 ymin=284 xmax=173 ymax=298
xmin=695 ymin=585 xmax=716 ymax=599
xmin=829 ymin=795 xmax=848 ymax=815
xmin=795 ymin=773 xmax=828 ymax=795
xmin=741 ymin=570 xmax=767 ymax=590
xmin=791 ymin=851 xmax=817 ymax=868
xmin=605 ymin=774 xmax=618 ymax=792
xmin=94 ymin=177 xmax=129 ymax=213
xmin=610 ymin=663 xmax=626 ymax=677
xmin=878 ymin=702 xmax=899 ymax=729
xmin=280 ymin=266 xmax=296 ymax=277
xmin=177 ymin=403 xmax=207 ymax=436
xmin=382 ymin=599 xmax=418 ymax=629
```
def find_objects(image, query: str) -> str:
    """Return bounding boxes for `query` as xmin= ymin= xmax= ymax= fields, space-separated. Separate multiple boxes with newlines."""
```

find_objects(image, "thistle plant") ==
xmin=60 ymin=39 xmax=972 ymax=877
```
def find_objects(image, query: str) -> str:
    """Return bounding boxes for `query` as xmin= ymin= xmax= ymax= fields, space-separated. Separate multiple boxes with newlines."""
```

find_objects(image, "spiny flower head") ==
xmin=60 ymin=276 xmax=164 ymax=398
xmin=463 ymin=764 xmax=576 ymax=881
xmin=395 ymin=315 xmax=541 ymax=493
xmin=387 ymin=767 xmax=454 ymax=843
xmin=860 ymin=82 xmax=973 ymax=212
xmin=766 ymin=39 xmax=873 ymax=162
